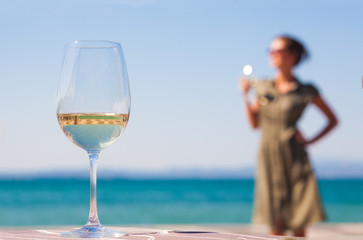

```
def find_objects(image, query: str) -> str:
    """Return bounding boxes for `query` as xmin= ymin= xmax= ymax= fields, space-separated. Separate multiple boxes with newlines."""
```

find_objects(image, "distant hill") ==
xmin=0 ymin=159 xmax=362 ymax=179
xmin=313 ymin=159 xmax=363 ymax=179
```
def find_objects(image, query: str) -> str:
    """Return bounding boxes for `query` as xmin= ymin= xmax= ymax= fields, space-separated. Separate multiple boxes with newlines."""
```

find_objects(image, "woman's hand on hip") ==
xmin=293 ymin=129 xmax=311 ymax=145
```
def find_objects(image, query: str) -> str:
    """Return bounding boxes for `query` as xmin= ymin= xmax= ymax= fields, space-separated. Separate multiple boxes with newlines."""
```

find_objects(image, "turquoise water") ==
xmin=0 ymin=179 xmax=362 ymax=226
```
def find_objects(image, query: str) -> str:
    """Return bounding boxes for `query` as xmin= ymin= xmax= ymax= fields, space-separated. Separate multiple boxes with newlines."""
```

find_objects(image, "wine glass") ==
xmin=241 ymin=64 xmax=261 ymax=101
xmin=56 ymin=40 xmax=131 ymax=238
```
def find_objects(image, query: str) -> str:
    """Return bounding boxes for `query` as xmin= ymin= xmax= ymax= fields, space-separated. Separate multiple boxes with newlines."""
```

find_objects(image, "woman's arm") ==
xmin=294 ymin=94 xmax=338 ymax=145
xmin=240 ymin=78 xmax=259 ymax=129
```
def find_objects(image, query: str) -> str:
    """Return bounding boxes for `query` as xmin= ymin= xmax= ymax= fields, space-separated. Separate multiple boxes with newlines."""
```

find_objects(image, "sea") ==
xmin=0 ymin=178 xmax=362 ymax=226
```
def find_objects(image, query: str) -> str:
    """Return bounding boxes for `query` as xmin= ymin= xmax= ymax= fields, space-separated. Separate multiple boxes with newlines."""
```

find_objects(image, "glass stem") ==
xmin=86 ymin=151 xmax=101 ymax=226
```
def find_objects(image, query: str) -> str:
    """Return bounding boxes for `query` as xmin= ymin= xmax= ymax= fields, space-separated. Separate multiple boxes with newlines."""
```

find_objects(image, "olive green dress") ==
xmin=252 ymin=79 xmax=326 ymax=231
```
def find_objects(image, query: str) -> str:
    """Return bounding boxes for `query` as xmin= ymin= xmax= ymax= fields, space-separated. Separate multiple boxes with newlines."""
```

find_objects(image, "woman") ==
xmin=240 ymin=35 xmax=338 ymax=237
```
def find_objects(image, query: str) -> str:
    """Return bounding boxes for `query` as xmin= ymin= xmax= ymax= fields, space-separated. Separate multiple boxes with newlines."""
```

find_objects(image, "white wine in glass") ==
xmin=56 ymin=40 xmax=131 ymax=238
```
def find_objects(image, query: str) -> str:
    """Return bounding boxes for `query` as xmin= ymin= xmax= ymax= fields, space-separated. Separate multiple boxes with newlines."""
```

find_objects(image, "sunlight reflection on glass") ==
xmin=243 ymin=64 xmax=253 ymax=76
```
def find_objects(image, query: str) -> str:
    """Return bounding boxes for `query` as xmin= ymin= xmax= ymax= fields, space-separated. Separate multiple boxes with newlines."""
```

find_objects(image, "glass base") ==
xmin=61 ymin=224 xmax=127 ymax=238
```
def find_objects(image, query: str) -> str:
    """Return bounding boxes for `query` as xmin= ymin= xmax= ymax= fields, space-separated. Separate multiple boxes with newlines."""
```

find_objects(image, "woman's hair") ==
xmin=278 ymin=35 xmax=309 ymax=66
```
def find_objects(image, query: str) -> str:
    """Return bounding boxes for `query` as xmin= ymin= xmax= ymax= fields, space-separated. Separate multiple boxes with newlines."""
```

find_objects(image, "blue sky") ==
xmin=0 ymin=0 xmax=362 ymax=174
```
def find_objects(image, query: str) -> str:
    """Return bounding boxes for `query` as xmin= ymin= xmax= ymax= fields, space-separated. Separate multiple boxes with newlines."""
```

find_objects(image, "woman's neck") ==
xmin=275 ymin=69 xmax=295 ymax=84
xmin=274 ymin=69 xmax=297 ymax=93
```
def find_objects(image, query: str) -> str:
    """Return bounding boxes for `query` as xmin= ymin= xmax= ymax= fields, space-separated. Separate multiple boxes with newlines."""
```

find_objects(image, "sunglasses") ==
xmin=269 ymin=48 xmax=288 ymax=55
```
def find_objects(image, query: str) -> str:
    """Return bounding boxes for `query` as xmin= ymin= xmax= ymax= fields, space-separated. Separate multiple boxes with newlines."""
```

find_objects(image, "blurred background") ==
xmin=0 ymin=0 xmax=362 ymax=226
